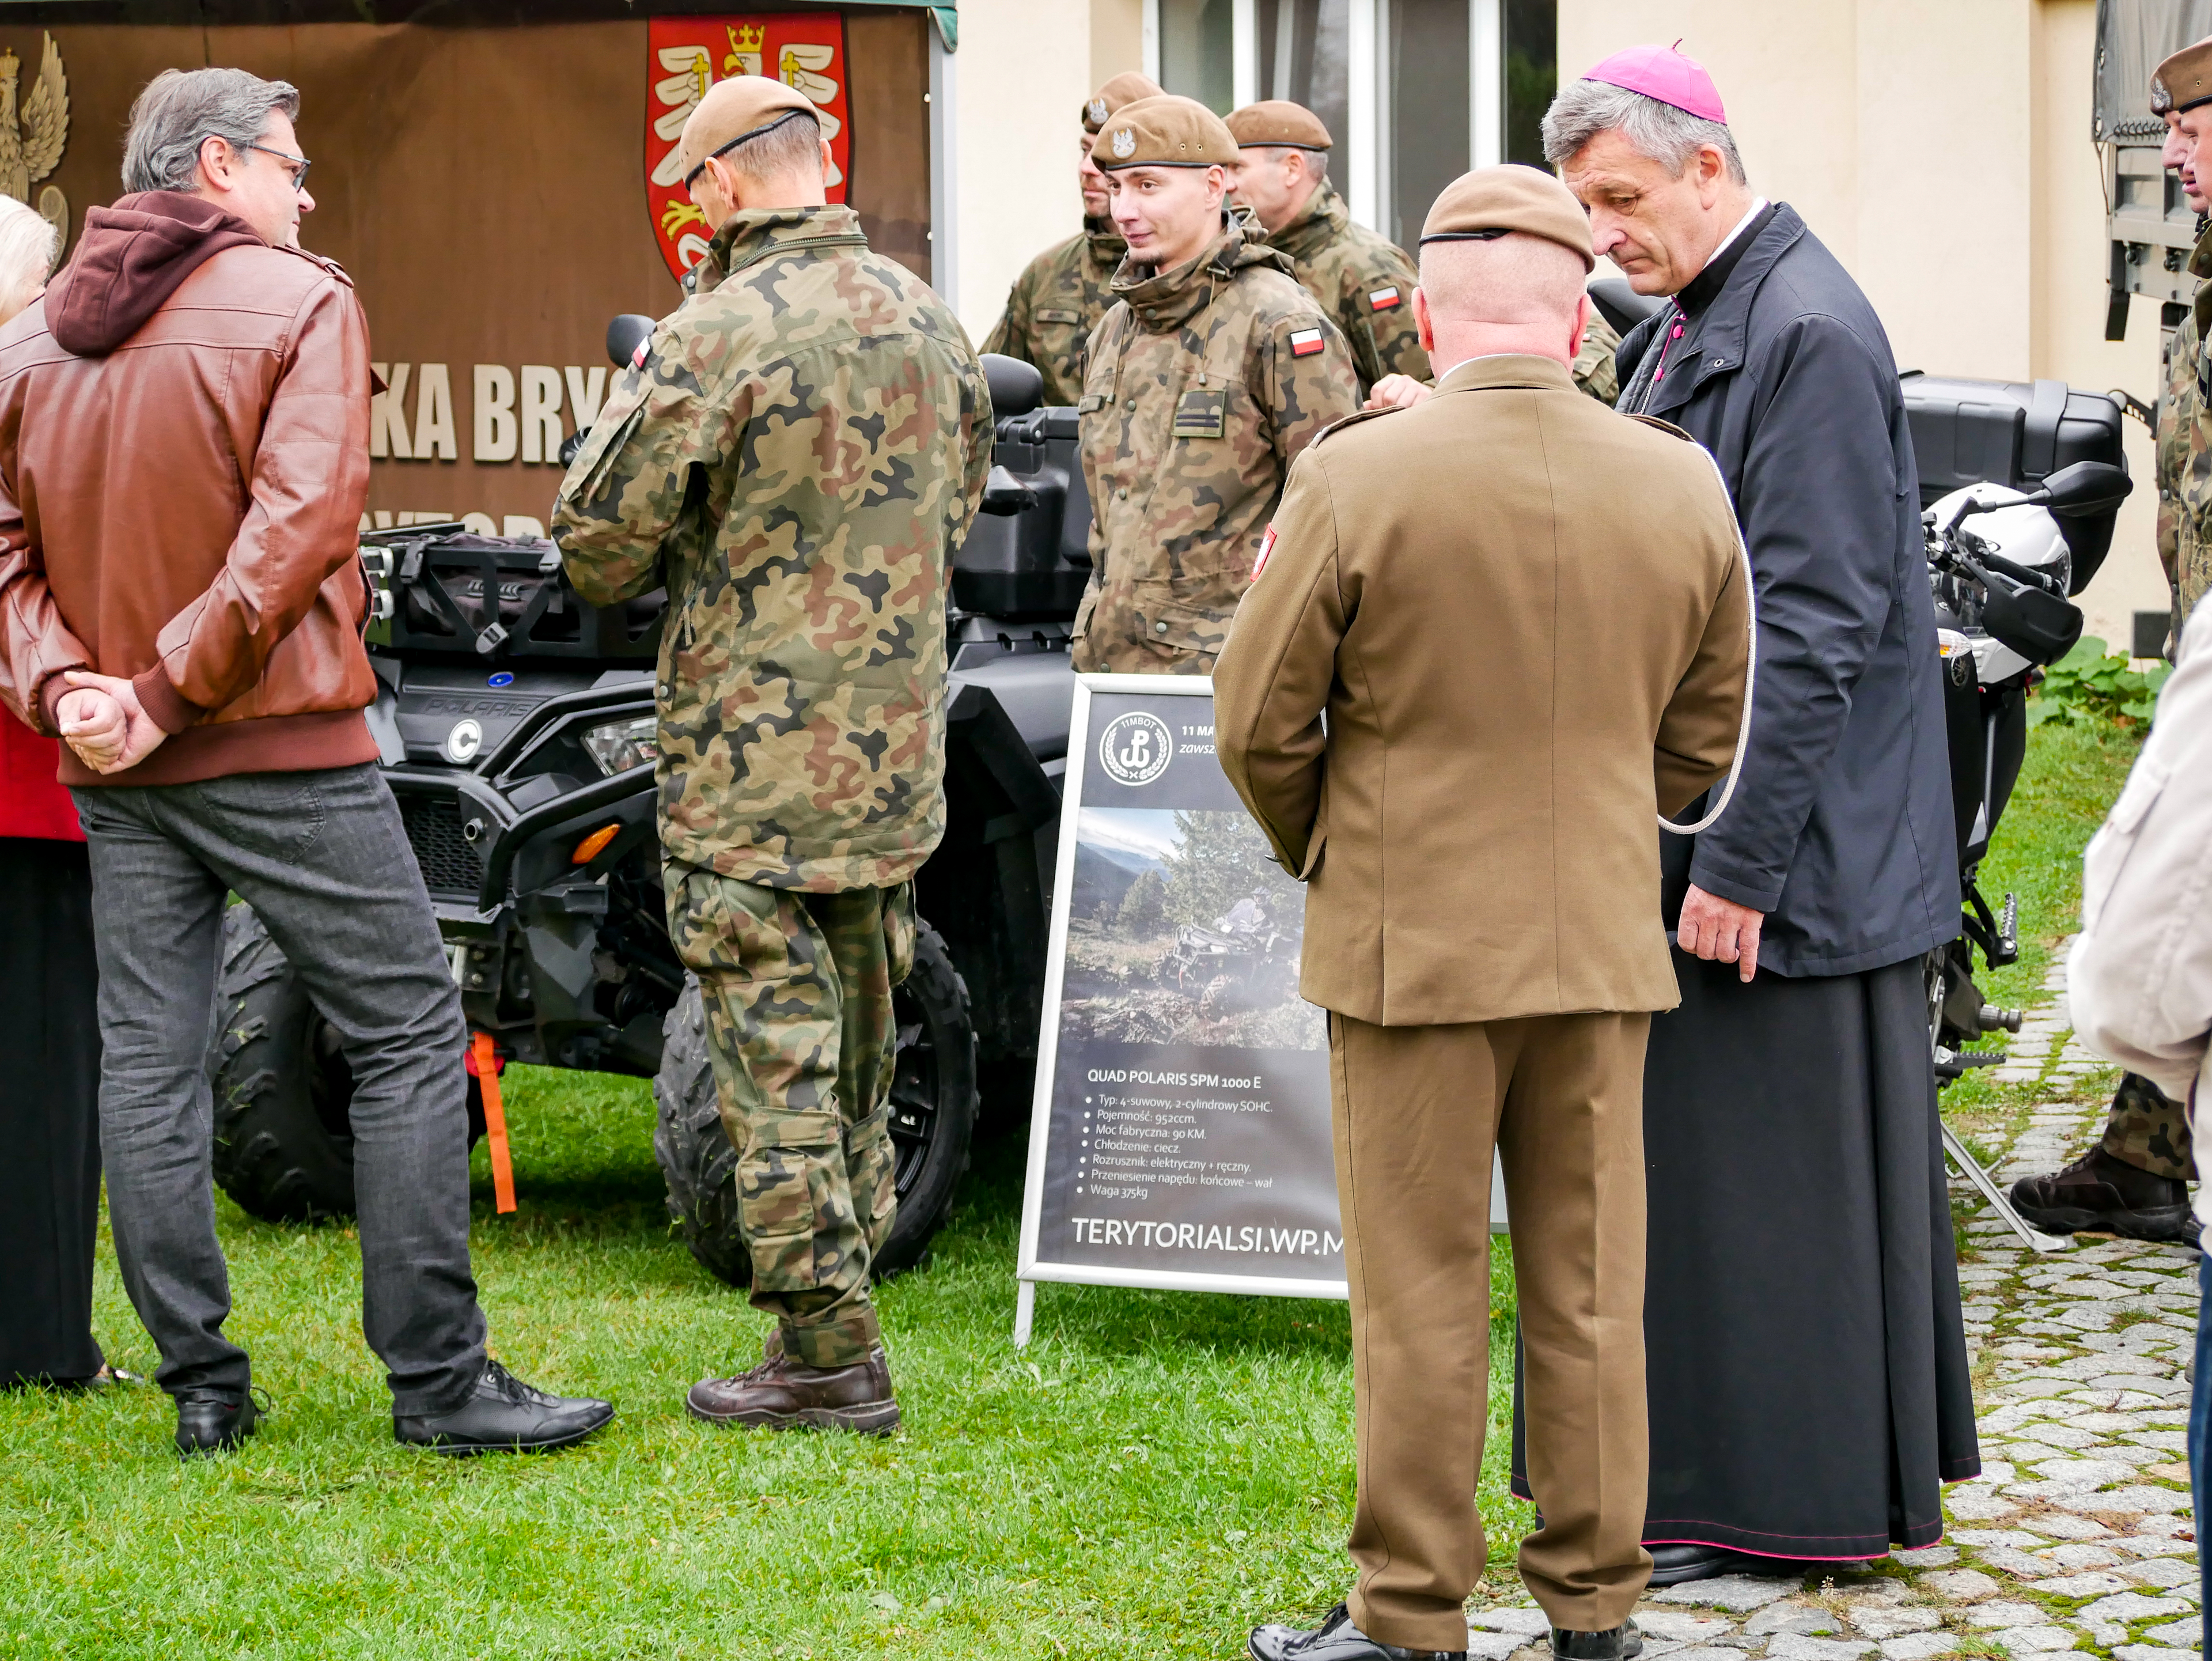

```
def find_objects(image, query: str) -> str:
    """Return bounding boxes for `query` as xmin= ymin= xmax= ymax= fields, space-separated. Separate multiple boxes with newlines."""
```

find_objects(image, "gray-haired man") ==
xmin=0 ymin=67 xmax=612 ymax=1458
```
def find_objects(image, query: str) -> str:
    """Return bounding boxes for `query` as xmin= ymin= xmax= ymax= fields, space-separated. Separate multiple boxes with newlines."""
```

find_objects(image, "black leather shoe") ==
xmin=1552 ymin=1624 xmax=1643 ymax=1661
xmin=2010 ymin=1146 xmax=2197 ymax=1242
xmin=1248 ymin=1603 xmax=1467 ymax=1660
xmin=175 ymin=1390 xmax=258 ymax=1457
xmin=1647 ymin=1543 xmax=1847 ymax=1586
xmin=393 ymin=1360 xmax=612 ymax=1455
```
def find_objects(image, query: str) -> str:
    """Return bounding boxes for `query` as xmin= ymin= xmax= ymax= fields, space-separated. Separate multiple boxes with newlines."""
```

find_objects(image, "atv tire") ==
xmin=210 ymin=905 xmax=484 ymax=1223
xmin=654 ymin=917 xmax=978 ymax=1288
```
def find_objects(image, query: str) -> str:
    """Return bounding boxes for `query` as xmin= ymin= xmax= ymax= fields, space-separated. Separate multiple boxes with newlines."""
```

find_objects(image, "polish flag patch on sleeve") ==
xmin=1252 ymin=523 xmax=1278 ymax=580
xmin=1369 ymin=286 xmax=1401 ymax=311
xmin=1288 ymin=327 xmax=1326 ymax=358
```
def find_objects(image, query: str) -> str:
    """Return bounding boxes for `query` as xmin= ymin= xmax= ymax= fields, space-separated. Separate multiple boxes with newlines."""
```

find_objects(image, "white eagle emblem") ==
xmin=1110 ymin=126 xmax=1135 ymax=160
xmin=1088 ymin=96 xmax=1108 ymax=124
xmin=0 ymin=33 xmax=67 ymax=249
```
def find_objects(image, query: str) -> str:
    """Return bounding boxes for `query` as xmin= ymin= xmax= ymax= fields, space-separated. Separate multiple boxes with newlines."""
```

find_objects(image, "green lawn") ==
xmin=0 ymin=720 xmax=2141 ymax=1659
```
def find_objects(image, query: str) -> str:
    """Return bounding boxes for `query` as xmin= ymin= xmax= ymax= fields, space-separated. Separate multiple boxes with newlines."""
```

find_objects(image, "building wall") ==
xmin=1556 ymin=0 xmax=2164 ymax=650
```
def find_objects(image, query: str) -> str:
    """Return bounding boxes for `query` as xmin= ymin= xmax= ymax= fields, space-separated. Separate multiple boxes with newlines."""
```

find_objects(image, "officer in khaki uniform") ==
xmin=1075 ymin=95 xmax=1358 ymax=675
xmin=2010 ymin=39 xmax=2210 ymax=1243
xmin=1225 ymin=100 xmax=1428 ymax=396
xmin=554 ymin=75 xmax=990 ymax=1432
xmin=1218 ymin=168 xmax=1751 ymax=1661
xmin=980 ymin=71 xmax=1164 ymax=406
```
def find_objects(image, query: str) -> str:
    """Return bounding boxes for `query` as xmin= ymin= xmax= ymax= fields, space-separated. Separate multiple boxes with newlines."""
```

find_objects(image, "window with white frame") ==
xmin=1146 ymin=0 xmax=1555 ymax=248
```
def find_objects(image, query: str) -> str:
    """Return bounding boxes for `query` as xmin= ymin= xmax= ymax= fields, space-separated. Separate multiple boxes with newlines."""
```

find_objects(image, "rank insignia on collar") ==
xmin=1288 ymin=327 xmax=1325 ymax=357
xmin=1369 ymin=286 xmax=1400 ymax=311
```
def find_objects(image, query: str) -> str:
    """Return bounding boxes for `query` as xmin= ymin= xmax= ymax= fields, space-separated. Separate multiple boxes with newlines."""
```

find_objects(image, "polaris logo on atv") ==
xmin=1097 ymin=712 xmax=1173 ymax=787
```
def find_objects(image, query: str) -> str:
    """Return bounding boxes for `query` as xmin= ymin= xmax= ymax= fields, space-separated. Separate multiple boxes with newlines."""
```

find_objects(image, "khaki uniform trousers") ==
xmin=1330 ymin=1009 xmax=1653 ymax=1652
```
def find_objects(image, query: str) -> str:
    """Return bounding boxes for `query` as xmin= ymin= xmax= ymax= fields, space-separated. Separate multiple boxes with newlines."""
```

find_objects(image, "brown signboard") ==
xmin=0 ymin=8 xmax=932 ymax=535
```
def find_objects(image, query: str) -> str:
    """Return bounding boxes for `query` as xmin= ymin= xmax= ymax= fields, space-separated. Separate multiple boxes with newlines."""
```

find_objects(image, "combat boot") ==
xmin=2009 ymin=1147 xmax=2197 ymax=1243
xmin=686 ymin=1332 xmax=900 ymax=1435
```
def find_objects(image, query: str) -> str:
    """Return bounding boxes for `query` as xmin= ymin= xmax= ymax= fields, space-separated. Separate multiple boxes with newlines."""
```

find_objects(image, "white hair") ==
xmin=1540 ymin=80 xmax=1748 ymax=185
xmin=0 ymin=196 xmax=59 ymax=323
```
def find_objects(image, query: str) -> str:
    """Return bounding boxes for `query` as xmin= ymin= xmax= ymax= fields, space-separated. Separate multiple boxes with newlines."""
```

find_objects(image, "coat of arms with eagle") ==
xmin=0 ymin=34 xmax=69 ymax=251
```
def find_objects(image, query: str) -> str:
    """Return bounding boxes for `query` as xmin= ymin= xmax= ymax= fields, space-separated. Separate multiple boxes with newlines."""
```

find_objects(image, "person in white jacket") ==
xmin=2067 ymin=599 xmax=2212 ymax=1619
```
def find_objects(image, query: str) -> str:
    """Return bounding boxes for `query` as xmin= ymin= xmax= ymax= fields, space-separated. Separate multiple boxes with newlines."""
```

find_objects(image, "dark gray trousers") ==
xmin=73 ymin=763 xmax=485 ymax=1416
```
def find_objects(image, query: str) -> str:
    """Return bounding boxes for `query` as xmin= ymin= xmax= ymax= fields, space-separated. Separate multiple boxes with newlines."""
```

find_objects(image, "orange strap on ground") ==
xmin=469 ymin=1031 xmax=517 ymax=1214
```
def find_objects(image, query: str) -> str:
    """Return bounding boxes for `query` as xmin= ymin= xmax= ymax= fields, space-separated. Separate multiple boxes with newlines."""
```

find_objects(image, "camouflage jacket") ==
xmin=553 ymin=206 xmax=991 ymax=891
xmin=1074 ymin=220 xmax=1359 ymax=674
xmin=1263 ymin=181 xmax=1427 ymax=395
xmin=1574 ymin=310 xmax=1623 ymax=406
xmin=2157 ymin=220 xmax=2212 ymax=655
xmin=981 ymin=218 xmax=1124 ymax=407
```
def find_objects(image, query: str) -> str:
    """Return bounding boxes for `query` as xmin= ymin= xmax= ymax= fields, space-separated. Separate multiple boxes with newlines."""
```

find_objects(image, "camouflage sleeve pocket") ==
xmin=571 ymin=396 xmax=649 ymax=510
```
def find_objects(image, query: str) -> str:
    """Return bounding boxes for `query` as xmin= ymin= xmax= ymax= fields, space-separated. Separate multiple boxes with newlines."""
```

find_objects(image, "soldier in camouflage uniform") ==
xmin=1074 ymin=95 xmax=1359 ymax=675
xmin=1572 ymin=309 xmax=1623 ymax=405
xmin=554 ymin=75 xmax=991 ymax=1426
xmin=1225 ymin=101 xmax=1427 ymax=398
xmin=980 ymin=71 xmax=1163 ymax=406
xmin=2010 ymin=44 xmax=2210 ymax=1244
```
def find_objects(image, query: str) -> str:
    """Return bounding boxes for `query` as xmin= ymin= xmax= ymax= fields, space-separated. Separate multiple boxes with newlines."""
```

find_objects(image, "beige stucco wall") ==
xmin=949 ymin=0 xmax=1098 ymax=343
xmin=1559 ymin=0 xmax=2165 ymax=652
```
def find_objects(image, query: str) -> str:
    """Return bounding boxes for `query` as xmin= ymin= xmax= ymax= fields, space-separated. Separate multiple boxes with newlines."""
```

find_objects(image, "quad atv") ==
xmin=210 ymin=345 xmax=1092 ymax=1282
xmin=1157 ymin=892 xmax=1301 ymax=1019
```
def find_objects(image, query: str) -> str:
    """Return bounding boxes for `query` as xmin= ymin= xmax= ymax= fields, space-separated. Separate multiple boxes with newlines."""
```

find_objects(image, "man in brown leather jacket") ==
xmin=1220 ymin=167 xmax=1749 ymax=1661
xmin=0 ymin=67 xmax=610 ymax=1460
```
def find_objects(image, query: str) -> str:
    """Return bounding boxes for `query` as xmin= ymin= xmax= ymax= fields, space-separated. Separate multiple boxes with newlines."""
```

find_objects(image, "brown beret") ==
xmin=1082 ymin=72 xmax=1166 ymax=134
xmin=2153 ymin=37 xmax=2212 ymax=116
xmin=679 ymin=75 xmax=818 ymax=180
xmin=1096 ymin=94 xmax=1240 ymax=171
xmin=1419 ymin=164 xmax=1594 ymax=271
xmin=1225 ymin=100 xmax=1332 ymax=151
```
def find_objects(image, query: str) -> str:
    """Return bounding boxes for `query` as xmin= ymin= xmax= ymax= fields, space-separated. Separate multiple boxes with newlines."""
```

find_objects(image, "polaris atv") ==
xmin=1157 ymin=892 xmax=1301 ymax=1017
xmin=210 ymin=340 xmax=1091 ymax=1283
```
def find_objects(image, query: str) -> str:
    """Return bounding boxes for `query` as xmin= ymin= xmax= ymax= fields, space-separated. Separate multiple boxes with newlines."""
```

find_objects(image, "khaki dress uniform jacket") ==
xmin=1214 ymin=353 xmax=1749 ymax=1652
xmin=981 ymin=218 xmax=1126 ymax=408
xmin=1073 ymin=221 xmax=1359 ymax=675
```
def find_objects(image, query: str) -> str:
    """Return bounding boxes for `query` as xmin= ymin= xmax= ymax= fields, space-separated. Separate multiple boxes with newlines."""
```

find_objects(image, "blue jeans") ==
xmin=2193 ymin=1253 xmax=2212 ymax=1615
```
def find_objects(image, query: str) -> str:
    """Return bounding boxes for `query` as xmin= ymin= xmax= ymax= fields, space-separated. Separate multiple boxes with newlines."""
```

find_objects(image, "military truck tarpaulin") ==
xmin=1014 ymin=674 xmax=1347 ymax=1342
xmin=645 ymin=13 xmax=854 ymax=278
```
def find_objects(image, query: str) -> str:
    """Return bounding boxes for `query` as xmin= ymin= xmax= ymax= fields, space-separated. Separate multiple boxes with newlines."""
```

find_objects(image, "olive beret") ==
xmin=2153 ymin=37 xmax=2212 ymax=116
xmin=1082 ymin=72 xmax=1166 ymax=134
xmin=679 ymin=75 xmax=818 ymax=180
xmin=1419 ymin=164 xmax=1595 ymax=271
xmin=1225 ymin=100 xmax=1332 ymax=151
xmin=1096 ymin=95 xmax=1240 ymax=171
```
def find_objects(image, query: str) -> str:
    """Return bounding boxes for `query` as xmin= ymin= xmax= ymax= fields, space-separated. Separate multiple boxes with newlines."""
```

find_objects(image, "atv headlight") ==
xmin=581 ymin=714 xmax=660 ymax=777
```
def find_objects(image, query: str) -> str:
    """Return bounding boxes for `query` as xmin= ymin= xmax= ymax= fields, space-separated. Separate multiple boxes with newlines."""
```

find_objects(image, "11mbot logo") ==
xmin=1097 ymin=712 xmax=1174 ymax=788
xmin=644 ymin=13 xmax=851 ymax=279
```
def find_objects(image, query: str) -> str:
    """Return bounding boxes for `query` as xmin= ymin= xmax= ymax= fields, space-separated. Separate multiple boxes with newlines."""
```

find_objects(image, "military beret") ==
xmin=1096 ymin=94 xmax=1240 ymax=171
xmin=1419 ymin=164 xmax=1595 ymax=271
xmin=2153 ymin=37 xmax=2212 ymax=116
xmin=1082 ymin=72 xmax=1166 ymax=134
xmin=1225 ymin=100 xmax=1332 ymax=151
xmin=680 ymin=74 xmax=819 ymax=181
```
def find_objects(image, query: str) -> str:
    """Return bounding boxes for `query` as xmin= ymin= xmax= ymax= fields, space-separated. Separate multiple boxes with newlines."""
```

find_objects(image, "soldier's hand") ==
xmin=1364 ymin=375 xmax=1432 ymax=412
xmin=1677 ymin=883 xmax=1764 ymax=983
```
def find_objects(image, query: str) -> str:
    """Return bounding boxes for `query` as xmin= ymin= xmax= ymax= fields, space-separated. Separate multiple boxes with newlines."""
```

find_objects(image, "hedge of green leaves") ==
xmin=2027 ymin=635 xmax=2172 ymax=727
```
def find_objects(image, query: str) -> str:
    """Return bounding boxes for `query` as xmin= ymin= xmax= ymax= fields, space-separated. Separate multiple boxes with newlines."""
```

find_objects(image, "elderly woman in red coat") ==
xmin=0 ymin=197 xmax=112 ymax=1390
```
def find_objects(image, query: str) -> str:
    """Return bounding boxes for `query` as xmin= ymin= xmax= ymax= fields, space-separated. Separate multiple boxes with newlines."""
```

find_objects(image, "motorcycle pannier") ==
xmin=1900 ymin=373 xmax=2129 ymax=593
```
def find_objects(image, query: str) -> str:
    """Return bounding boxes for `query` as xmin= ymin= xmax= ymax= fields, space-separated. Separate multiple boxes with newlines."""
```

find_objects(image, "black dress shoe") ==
xmin=1248 ymin=1602 xmax=1466 ymax=1660
xmin=393 ymin=1360 xmax=613 ymax=1455
xmin=1551 ymin=1624 xmax=1643 ymax=1661
xmin=1647 ymin=1544 xmax=1844 ymax=1586
xmin=2009 ymin=1146 xmax=2197 ymax=1242
xmin=175 ymin=1390 xmax=259 ymax=1457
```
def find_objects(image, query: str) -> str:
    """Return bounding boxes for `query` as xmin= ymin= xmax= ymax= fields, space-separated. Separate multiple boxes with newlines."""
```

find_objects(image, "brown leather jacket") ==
xmin=0 ymin=191 xmax=379 ymax=788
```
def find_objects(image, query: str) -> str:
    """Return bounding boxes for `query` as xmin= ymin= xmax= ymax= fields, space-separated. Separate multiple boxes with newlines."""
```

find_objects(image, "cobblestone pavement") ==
xmin=1475 ymin=948 xmax=2201 ymax=1661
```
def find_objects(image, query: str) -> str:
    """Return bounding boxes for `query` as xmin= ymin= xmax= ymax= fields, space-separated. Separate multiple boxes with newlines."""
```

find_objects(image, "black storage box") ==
xmin=1900 ymin=374 xmax=2129 ymax=593
xmin=362 ymin=529 xmax=662 ymax=661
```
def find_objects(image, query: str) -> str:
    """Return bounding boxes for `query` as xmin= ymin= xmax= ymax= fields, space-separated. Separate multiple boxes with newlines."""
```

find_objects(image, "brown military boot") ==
xmin=685 ymin=1333 xmax=900 ymax=1435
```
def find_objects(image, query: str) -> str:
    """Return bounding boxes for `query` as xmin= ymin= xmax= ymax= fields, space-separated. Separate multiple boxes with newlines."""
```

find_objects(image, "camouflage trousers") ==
xmin=2098 ymin=1072 xmax=2196 ymax=1182
xmin=665 ymin=865 xmax=916 ymax=1367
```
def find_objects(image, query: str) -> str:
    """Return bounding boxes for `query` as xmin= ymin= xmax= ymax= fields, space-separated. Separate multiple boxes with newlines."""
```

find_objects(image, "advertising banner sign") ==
xmin=1014 ymin=674 xmax=1347 ymax=1342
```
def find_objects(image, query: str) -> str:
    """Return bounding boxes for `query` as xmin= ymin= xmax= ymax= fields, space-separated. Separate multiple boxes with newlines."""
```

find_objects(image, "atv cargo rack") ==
xmin=360 ymin=523 xmax=662 ymax=661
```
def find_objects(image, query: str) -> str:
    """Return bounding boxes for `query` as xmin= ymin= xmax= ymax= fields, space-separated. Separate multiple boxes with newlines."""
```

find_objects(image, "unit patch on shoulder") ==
xmin=1288 ymin=327 xmax=1326 ymax=358
xmin=631 ymin=336 xmax=652 ymax=370
xmin=1368 ymin=286 xmax=1401 ymax=311
xmin=1252 ymin=524 xmax=1278 ymax=581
